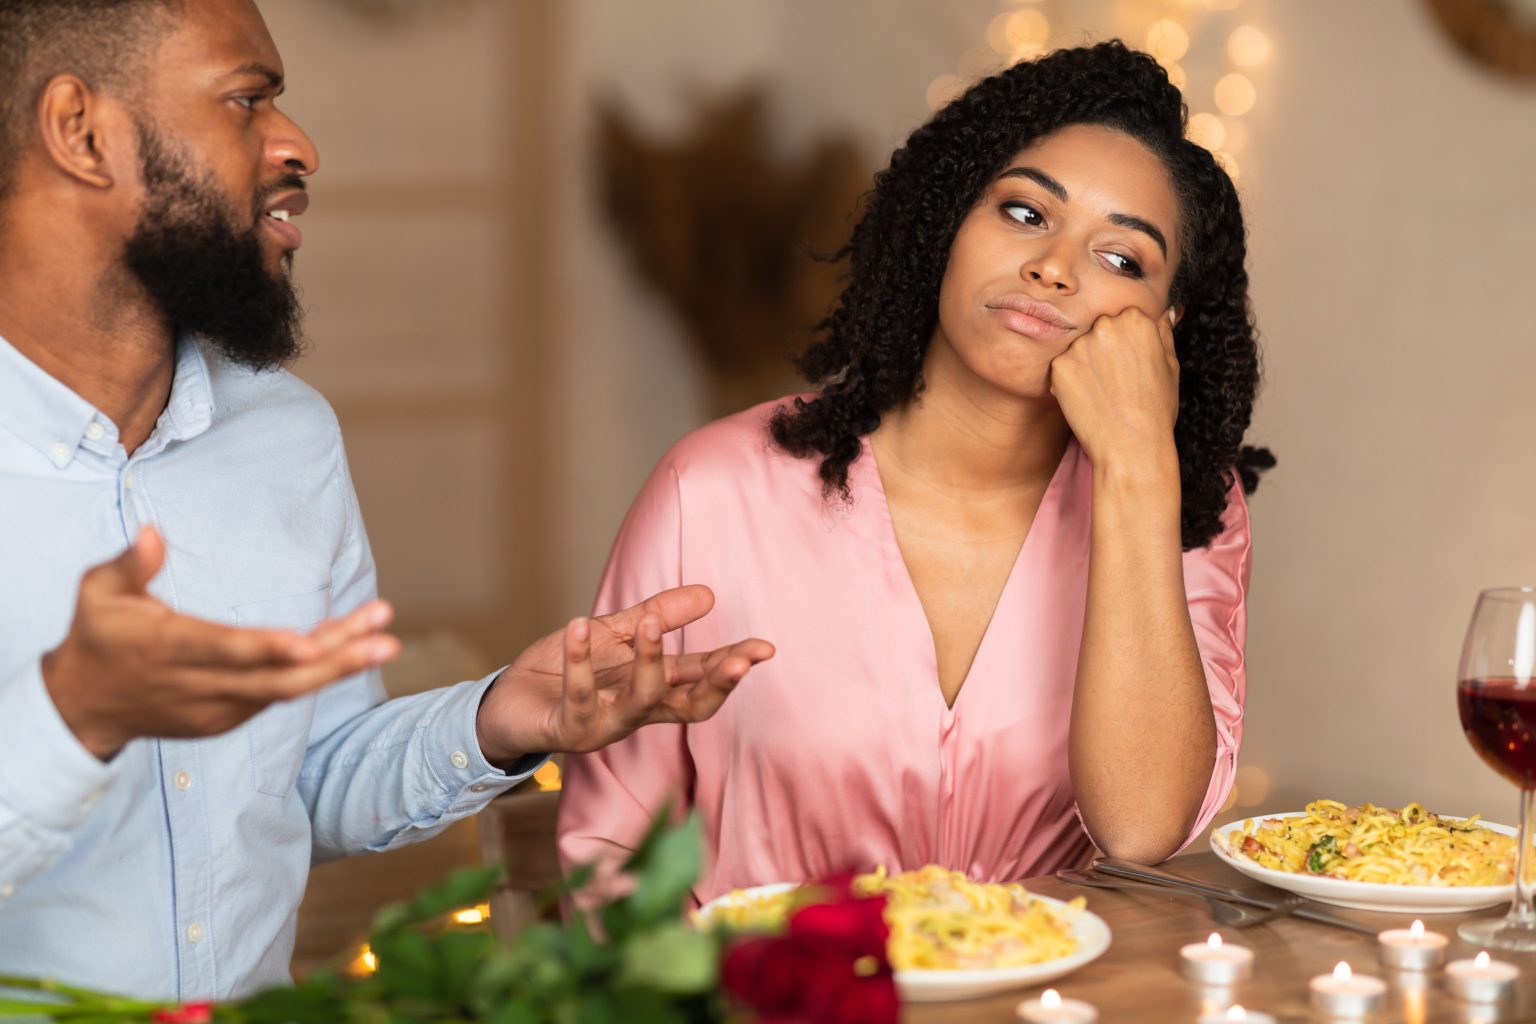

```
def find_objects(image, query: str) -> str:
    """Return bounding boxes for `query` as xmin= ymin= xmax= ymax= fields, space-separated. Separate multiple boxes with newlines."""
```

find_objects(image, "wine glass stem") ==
xmin=1513 ymin=788 xmax=1536 ymax=925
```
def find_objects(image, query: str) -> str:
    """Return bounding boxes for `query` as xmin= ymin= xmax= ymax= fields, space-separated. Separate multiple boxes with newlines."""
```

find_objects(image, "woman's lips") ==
xmin=987 ymin=304 xmax=1075 ymax=341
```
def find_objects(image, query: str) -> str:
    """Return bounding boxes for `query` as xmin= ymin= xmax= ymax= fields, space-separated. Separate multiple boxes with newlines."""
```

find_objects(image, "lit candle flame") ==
xmin=1476 ymin=951 xmax=1491 ymax=968
xmin=1041 ymin=989 xmax=1062 ymax=1009
xmin=1334 ymin=961 xmax=1352 ymax=981
xmin=353 ymin=945 xmax=378 ymax=975
xmin=452 ymin=905 xmax=488 ymax=925
xmin=1207 ymin=932 xmax=1223 ymax=949
xmin=1409 ymin=919 xmax=1424 ymax=938
xmin=1226 ymin=1006 xmax=1247 ymax=1021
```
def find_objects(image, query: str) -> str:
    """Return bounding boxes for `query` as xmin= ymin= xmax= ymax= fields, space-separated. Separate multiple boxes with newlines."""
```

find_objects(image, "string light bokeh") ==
xmin=924 ymin=0 xmax=1273 ymax=186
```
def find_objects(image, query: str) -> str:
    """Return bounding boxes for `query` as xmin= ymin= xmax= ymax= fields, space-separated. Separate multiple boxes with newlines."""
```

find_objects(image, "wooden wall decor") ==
xmin=1422 ymin=0 xmax=1536 ymax=80
xmin=597 ymin=89 xmax=872 ymax=417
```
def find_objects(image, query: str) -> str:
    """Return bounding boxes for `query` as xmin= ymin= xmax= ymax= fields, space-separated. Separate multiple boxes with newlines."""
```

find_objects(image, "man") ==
xmin=0 ymin=0 xmax=773 ymax=1000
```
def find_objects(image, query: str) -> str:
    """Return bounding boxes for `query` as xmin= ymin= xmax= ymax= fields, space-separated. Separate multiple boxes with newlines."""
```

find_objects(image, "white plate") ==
xmin=1210 ymin=811 xmax=1517 ymax=914
xmin=695 ymin=883 xmax=1111 ymax=1003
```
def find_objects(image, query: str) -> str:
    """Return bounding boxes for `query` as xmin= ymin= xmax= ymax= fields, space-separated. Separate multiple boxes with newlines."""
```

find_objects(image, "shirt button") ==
xmin=51 ymin=442 xmax=70 ymax=462
xmin=174 ymin=771 xmax=192 ymax=791
xmin=186 ymin=923 xmax=204 ymax=944
xmin=469 ymin=783 xmax=489 ymax=793
xmin=450 ymin=751 xmax=469 ymax=770
xmin=0 ymin=883 xmax=14 ymax=899
xmin=81 ymin=788 xmax=104 ymax=810
xmin=85 ymin=422 xmax=105 ymax=441
xmin=123 ymin=471 xmax=135 ymax=489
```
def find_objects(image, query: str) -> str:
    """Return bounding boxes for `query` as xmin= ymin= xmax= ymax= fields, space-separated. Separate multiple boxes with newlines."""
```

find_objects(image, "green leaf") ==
xmin=435 ymin=930 xmax=496 ymax=1002
xmin=615 ymin=922 xmax=718 ymax=995
xmin=236 ymin=984 xmax=347 ymax=1024
xmin=488 ymin=999 xmax=542 ymax=1024
xmin=369 ymin=866 xmax=502 ymax=939
xmin=623 ymin=816 xmax=701 ymax=925
xmin=372 ymin=930 xmax=439 ymax=1000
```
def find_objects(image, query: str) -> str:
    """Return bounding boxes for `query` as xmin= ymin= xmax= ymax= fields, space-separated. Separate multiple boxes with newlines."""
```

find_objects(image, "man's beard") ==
xmin=122 ymin=121 xmax=304 ymax=371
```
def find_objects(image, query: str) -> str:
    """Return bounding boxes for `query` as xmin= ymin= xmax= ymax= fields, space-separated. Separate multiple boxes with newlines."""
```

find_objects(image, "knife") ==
xmin=1090 ymin=857 xmax=1384 ymax=936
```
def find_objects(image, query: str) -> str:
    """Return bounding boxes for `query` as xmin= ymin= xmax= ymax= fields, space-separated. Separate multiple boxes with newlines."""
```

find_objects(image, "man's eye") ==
xmin=233 ymin=96 xmax=258 ymax=110
xmin=1002 ymin=201 xmax=1043 ymax=227
xmin=1100 ymin=251 xmax=1144 ymax=277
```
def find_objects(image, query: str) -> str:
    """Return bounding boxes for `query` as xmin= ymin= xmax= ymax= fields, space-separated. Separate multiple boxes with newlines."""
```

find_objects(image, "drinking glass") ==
xmin=1457 ymin=587 xmax=1536 ymax=949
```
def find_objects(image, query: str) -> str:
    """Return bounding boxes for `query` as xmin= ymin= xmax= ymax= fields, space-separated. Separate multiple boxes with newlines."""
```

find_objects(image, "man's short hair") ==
xmin=0 ymin=0 xmax=181 ymax=201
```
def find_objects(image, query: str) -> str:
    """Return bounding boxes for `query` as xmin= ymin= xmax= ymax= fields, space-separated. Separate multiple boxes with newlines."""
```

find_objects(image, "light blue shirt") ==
xmin=0 ymin=334 xmax=539 ymax=1000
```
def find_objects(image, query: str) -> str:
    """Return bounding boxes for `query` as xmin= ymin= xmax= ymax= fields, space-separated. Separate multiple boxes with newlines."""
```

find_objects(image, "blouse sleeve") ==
xmin=556 ymin=457 xmax=695 ymax=902
xmin=1176 ymin=480 xmax=1253 ymax=849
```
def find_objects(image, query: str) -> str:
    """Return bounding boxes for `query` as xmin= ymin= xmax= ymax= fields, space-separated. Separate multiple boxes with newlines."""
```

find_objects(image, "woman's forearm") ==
xmin=1069 ymin=450 xmax=1216 ymax=863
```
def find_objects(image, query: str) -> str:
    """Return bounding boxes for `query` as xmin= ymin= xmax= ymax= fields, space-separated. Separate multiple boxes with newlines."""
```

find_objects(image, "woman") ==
xmin=558 ymin=41 xmax=1272 ymax=902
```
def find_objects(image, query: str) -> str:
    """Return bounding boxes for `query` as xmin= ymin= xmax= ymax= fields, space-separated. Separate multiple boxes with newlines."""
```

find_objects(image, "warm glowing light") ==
xmin=1005 ymin=9 xmax=1051 ymax=50
xmin=1186 ymin=112 xmax=1226 ymax=150
xmin=1207 ymin=932 xmax=1223 ymax=949
xmin=1214 ymin=150 xmax=1240 ymax=182
xmin=1204 ymin=0 xmax=1241 ymax=9
xmin=352 ymin=945 xmax=378 ymax=975
xmin=534 ymin=760 xmax=562 ymax=790
xmin=1163 ymin=61 xmax=1188 ymax=90
xmin=1146 ymin=19 xmax=1190 ymax=63
xmin=1410 ymin=919 xmax=1425 ymax=938
xmin=1334 ymin=961 xmax=1353 ymax=981
xmin=1227 ymin=25 xmax=1272 ymax=67
xmin=926 ymin=73 xmax=964 ymax=112
xmin=452 ymin=904 xmax=490 ymax=925
xmin=1222 ymin=119 xmax=1249 ymax=154
xmin=1215 ymin=73 xmax=1257 ymax=116
xmin=1041 ymin=989 xmax=1062 ymax=1009
xmin=1226 ymin=1007 xmax=1247 ymax=1022
xmin=1476 ymin=951 xmax=1492 ymax=968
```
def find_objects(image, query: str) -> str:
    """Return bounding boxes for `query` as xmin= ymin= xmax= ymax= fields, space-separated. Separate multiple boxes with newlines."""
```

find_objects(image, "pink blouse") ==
xmin=558 ymin=399 xmax=1250 ymax=903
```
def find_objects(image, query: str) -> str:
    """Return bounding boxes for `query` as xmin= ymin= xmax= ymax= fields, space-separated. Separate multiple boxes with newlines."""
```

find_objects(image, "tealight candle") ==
xmin=1309 ymin=961 xmax=1386 ymax=1018
xmin=1445 ymin=951 xmax=1519 ymax=1003
xmin=1180 ymin=933 xmax=1254 ymax=985
xmin=1016 ymin=987 xmax=1098 ymax=1022
xmin=1197 ymin=1004 xmax=1278 ymax=1024
xmin=1377 ymin=919 xmax=1449 ymax=971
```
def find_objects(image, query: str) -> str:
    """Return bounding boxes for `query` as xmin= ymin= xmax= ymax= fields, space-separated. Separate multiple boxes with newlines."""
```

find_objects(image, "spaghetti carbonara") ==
xmin=699 ymin=864 xmax=1083 ymax=970
xmin=1216 ymin=800 xmax=1515 ymax=886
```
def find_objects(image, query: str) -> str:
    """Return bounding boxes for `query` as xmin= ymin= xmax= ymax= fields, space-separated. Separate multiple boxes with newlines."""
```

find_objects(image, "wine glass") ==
xmin=1457 ymin=587 xmax=1536 ymax=949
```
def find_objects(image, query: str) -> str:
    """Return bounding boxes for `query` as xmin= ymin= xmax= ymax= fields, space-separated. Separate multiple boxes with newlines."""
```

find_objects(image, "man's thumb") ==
xmin=100 ymin=526 xmax=166 ymax=594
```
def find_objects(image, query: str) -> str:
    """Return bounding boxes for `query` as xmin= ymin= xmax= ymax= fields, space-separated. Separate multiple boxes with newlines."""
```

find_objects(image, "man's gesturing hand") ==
xmin=475 ymin=584 xmax=774 ymax=763
xmin=42 ymin=527 xmax=400 ymax=761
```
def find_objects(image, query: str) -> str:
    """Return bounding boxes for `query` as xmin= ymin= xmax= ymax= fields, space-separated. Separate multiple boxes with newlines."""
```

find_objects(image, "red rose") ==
xmin=150 ymin=1001 xmax=214 ymax=1024
xmin=723 ymin=935 xmax=821 ymax=1012
xmin=787 ymin=894 xmax=888 ymax=961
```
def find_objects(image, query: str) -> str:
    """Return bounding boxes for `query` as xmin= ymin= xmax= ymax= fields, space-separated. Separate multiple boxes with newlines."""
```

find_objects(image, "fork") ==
xmin=1054 ymin=869 xmax=1303 ymax=929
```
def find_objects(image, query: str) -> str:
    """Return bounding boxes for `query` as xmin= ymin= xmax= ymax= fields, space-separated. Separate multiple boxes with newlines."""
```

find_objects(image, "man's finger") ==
xmin=561 ymin=617 xmax=597 ymax=716
xmin=237 ymin=633 xmax=400 ymax=701
xmin=664 ymin=639 xmax=775 ymax=687
xmin=85 ymin=525 xmax=167 ymax=597
xmin=306 ymin=600 xmax=394 ymax=652
xmin=156 ymin=615 xmax=320 ymax=669
xmin=616 ymin=614 xmax=667 ymax=718
xmin=598 ymin=584 xmax=715 ymax=638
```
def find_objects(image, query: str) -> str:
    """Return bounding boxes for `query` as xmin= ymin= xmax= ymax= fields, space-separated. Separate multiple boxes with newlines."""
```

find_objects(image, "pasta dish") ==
xmin=1215 ymin=800 xmax=1515 ymax=886
xmin=699 ymin=864 xmax=1083 ymax=970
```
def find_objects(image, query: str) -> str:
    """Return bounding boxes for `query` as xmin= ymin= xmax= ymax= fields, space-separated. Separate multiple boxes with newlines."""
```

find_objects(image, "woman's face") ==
xmin=931 ymin=123 xmax=1182 ymax=400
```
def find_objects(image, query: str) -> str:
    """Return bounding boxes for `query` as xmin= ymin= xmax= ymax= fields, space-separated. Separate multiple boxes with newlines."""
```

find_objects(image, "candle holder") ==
xmin=1445 ymin=951 xmax=1519 ymax=1003
xmin=1377 ymin=920 xmax=1449 ymax=971
xmin=1309 ymin=961 xmax=1385 ymax=1018
xmin=1180 ymin=933 xmax=1254 ymax=986
xmin=1016 ymin=987 xmax=1098 ymax=1022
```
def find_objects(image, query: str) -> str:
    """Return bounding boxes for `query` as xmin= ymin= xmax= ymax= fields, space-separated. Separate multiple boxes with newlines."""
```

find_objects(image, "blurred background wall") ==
xmin=258 ymin=0 xmax=1536 ymax=916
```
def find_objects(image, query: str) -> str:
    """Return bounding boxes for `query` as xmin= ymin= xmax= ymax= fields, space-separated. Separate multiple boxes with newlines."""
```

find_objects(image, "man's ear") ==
xmin=36 ymin=74 xmax=121 ymax=190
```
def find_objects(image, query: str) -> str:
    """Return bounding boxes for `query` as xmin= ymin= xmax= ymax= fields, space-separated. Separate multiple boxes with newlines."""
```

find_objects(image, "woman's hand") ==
xmin=1048 ymin=307 xmax=1179 ymax=475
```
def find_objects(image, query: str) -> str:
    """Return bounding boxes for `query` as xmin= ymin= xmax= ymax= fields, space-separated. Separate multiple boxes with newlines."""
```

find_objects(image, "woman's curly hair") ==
xmin=769 ymin=40 xmax=1274 ymax=550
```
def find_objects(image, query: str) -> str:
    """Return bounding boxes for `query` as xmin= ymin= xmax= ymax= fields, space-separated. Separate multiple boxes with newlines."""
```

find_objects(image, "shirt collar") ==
xmin=0 ymin=331 xmax=216 ymax=468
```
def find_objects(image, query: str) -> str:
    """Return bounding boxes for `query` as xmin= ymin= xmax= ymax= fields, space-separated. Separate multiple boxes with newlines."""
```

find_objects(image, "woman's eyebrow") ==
xmin=999 ymin=166 xmax=1168 ymax=258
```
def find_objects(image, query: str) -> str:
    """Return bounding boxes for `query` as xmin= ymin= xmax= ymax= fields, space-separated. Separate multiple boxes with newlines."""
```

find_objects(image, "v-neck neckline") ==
xmin=854 ymin=434 xmax=1077 ymax=713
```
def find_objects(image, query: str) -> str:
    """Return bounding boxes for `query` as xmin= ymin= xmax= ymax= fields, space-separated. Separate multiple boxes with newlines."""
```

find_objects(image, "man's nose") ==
xmin=266 ymin=112 xmax=319 ymax=177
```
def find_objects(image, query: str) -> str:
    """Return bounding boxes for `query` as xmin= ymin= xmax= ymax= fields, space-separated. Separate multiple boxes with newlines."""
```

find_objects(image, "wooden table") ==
xmin=905 ymin=853 xmax=1536 ymax=1023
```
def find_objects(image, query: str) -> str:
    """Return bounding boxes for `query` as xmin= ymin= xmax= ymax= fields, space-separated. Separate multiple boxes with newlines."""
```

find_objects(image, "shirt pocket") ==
xmin=231 ymin=586 xmax=332 ymax=797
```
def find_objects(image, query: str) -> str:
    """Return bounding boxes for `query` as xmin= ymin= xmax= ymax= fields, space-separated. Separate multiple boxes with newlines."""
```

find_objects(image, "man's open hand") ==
xmin=475 ymin=585 xmax=773 ymax=762
xmin=42 ymin=527 xmax=399 ymax=760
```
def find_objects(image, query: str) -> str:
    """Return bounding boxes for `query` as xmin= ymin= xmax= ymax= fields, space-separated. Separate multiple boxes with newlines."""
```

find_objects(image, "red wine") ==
xmin=1460 ymin=679 xmax=1536 ymax=787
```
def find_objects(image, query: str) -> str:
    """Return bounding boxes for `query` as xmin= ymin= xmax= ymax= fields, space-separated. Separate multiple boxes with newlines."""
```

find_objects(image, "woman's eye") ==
xmin=1002 ymin=201 xmax=1043 ymax=227
xmin=1100 ymin=251 xmax=1144 ymax=278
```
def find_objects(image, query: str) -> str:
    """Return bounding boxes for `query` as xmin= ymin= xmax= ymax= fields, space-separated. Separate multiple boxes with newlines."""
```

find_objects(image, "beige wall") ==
xmin=261 ymin=0 xmax=1536 ymax=823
